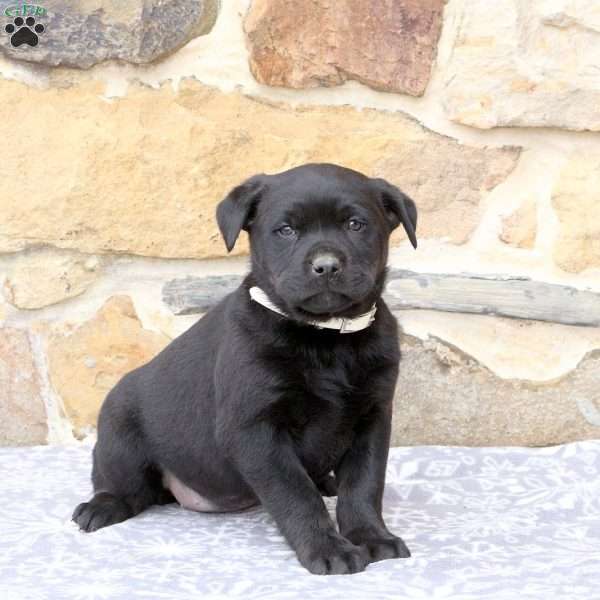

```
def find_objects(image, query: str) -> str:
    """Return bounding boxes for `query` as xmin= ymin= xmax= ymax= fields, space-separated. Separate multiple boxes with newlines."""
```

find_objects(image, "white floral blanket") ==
xmin=2 ymin=441 xmax=600 ymax=600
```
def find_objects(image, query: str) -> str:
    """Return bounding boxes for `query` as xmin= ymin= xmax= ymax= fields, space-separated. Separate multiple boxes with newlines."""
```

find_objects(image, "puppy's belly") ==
xmin=162 ymin=470 xmax=257 ymax=513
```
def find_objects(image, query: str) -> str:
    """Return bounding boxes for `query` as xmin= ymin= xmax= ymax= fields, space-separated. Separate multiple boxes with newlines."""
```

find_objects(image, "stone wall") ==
xmin=0 ymin=0 xmax=599 ymax=446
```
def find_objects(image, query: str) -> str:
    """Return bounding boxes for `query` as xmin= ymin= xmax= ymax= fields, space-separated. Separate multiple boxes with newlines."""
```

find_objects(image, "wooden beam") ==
xmin=162 ymin=270 xmax=600 ymax=327
xmin=385 ymin=270 xmax=600 ymax=327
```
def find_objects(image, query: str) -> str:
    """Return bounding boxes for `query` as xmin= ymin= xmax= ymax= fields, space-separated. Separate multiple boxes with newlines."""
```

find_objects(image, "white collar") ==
xmin=249 ymin=286 xmax=377 ymax=334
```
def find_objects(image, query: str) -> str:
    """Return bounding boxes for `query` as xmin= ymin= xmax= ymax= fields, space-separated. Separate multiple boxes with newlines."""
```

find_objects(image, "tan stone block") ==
xmin=499 ymin=198 xmax=537 ymax=249
xmin=443 ymin=0 xmax=600 ymax=130
xmin=0 ymin=79 xmax=520 ymax=257
xmin=552 ymin=154 xmax=600 ymax=273
xmin=398 ymin=310 xmax=600 ymax=382
xmin=0 ymin=328 xmax=47 ymax=445
xmin=47 ymin=296 xmax=170 ymax=435
xmin=244 ymin=0 xmax=445 ymax=96
xmin=3 ymin=249 xmax=103 ymax=310
xmin=376 ymin=138 xmax=520 ymax=245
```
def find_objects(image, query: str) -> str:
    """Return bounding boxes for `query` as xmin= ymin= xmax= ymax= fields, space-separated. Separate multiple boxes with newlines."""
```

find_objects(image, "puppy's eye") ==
xmin=276 ymin=225 xmax=297 ymax=238
xmin=348 ymin=219 xmax=366 ymax=232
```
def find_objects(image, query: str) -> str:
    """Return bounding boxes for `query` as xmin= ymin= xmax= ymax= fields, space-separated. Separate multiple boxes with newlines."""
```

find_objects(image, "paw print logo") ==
xmin=5 ymin=16 xmax=45 ymax=47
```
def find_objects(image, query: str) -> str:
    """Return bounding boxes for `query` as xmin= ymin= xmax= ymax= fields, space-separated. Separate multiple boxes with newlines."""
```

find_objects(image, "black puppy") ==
xmin=72 ymin=163 xmax=418 ymax=575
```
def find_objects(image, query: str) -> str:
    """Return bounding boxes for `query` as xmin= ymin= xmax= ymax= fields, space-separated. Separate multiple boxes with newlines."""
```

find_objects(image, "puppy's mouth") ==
xmin=295 ymin=291 xmax=355 ymax=317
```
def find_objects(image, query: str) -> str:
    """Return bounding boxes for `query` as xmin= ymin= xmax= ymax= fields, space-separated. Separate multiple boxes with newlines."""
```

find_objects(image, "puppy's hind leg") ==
xmin=73 ymin=388 xmax=173 ymax=533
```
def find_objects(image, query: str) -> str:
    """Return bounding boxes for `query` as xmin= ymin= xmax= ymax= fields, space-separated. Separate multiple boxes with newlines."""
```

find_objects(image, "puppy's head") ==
xmin=217 ymin=163 xmax=417 ymax=321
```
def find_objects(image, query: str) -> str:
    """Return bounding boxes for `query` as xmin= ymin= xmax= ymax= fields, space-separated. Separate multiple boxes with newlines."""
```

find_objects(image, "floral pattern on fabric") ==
xmin=1 ymin=441 xmax=600 ymax=599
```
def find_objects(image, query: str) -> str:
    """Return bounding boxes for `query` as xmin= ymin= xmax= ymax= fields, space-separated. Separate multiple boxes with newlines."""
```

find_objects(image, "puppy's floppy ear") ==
xmin=216 ymin=174 xmax=268 ymax=252
xmin=371 ymin=177 xmax=418 ymax=249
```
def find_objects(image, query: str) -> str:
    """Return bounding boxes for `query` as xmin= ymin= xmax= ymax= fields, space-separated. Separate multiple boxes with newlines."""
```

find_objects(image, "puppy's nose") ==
xmin=311 ymin=253 xmax=341 ymax=276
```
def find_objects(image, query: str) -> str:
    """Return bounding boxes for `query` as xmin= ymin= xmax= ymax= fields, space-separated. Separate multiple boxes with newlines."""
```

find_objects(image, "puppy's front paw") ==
xmin=346 ymin=529 xmax=411 ymax=563
xmin=299 ymin=534 xmax=369 ymax=575
xmin=365 ymin=536 xmax=410 ymax=562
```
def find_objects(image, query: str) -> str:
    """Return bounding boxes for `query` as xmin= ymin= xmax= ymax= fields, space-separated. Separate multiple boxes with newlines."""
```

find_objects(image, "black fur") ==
xmin=72 ymin=163 xmax=418 ymax=575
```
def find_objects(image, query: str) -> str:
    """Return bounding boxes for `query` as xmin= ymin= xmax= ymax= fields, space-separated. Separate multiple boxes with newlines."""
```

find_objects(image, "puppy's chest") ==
xmin=277 ymin=349 xmax=370 ymax=472
xmin=287 ymin=345 xmax=365 ymax=412
xmin=286 ymin=391 xmax=360 ymax=478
